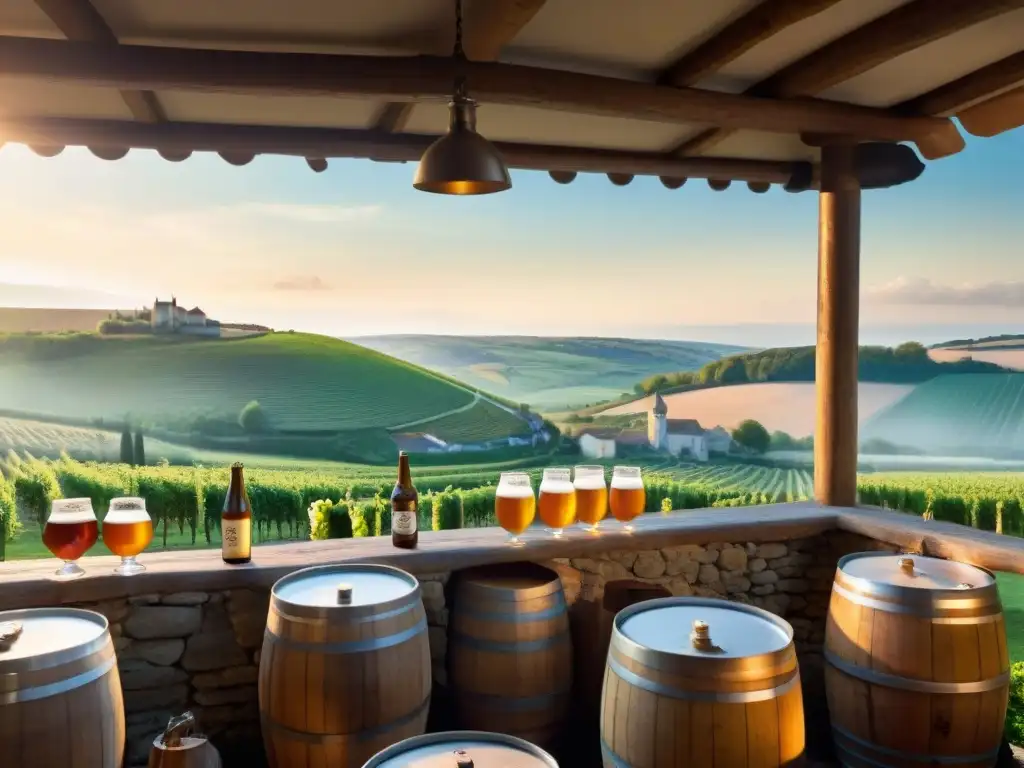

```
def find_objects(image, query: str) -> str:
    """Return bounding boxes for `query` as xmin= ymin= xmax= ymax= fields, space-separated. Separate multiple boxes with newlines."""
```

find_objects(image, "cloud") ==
xmin=272 ymin=275 xmax=332 ymax=291
xmin=866 ymin=277 xmax=1024 ymax=307
xmin=228 ymin=203 xmax=383 ymax=223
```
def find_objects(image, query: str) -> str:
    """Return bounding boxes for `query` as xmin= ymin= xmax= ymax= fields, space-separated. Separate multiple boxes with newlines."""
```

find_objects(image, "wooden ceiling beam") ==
xmin=372 ymin=0 xmax=546 ymax=133
xmin=0 ymin=117 xmax=928 ymax=189
xmin=0 ymin=37 xmax=961 ymax=157
xmin=31 ymin=0 xmax=164 ymax=123
xmin=672 ymin=0 xmax=1022 ymax=159
xmin=897 ymin=51 xmax=1024 ymax=116
xmin=659 ymin=0 xmax=844 ymax=87
xmin=956 ymin=83 xmax=1024 ymax=136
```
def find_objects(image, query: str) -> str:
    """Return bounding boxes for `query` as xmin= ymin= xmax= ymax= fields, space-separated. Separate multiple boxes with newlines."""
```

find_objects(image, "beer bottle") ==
xmin=391 ymin=451 xmax=418 ymax=549
xmin=222 ymin=462 xmax=252 ymax=564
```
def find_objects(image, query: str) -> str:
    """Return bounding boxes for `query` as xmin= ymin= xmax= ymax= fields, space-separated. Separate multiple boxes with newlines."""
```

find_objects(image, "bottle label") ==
xmin=222 ymin=518 xmax=251 ymax=559
xmin=392 ymin=510 xmax=417 ymax=536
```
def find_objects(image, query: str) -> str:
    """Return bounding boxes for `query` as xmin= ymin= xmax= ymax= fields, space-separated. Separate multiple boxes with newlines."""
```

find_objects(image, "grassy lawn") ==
xmin=998 ymin=572 xmax=1024 ymax=662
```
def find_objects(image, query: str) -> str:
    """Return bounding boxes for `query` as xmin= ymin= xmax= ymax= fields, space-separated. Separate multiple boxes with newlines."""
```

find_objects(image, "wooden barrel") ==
xmin=361 ymin=730 xmax=560 ymax=768
xmin=259 ymin=564 xmax=431 ymax=768
xmin=0 ymin=607 xmax=125 ymax=767
xmin=601 ymin=597 xmax=805 ymax=767
xmin=449 ymin=562 xmax=573 ymax=748
xmin=825 ymin=552 xmax=1010 ymax=768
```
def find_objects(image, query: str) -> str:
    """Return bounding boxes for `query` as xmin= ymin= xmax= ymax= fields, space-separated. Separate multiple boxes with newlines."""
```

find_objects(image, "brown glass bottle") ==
xmin=221 ymin=462 xmax=252 ymax=564
xmin=391 ymin=451 xmax=418 ymax=549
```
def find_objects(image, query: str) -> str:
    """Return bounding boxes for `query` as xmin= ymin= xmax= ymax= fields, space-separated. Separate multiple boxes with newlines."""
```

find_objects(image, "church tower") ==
xmin=648 ymin=392 xmax=668 ymax=449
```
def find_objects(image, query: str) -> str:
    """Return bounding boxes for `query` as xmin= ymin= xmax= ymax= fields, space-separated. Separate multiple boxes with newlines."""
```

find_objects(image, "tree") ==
xmin=732 ymin=419 xmax=770 ymax=454
xmin=239 ymin=400 xmax=269 ymax=434
xmin=133 ymin=431 xmax=146 ymax=467
xmin=120 ymin=427 xmax=135 ymax=466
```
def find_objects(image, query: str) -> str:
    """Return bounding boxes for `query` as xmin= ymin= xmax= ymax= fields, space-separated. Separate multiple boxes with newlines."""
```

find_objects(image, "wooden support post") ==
xmin=815 ymin=142 xmax=861 ymax=507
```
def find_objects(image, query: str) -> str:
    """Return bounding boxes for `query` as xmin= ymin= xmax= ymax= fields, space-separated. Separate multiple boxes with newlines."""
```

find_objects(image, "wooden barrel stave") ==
xmin=824 ymin=553 xmax=1010 ymax=768
xmin=0 ymin=608 xmax=125 ymax=768
xmin=449 ymin=563 xmax=573 ymax=747
xmin=600 ymin=597 xmax=805 ymax=768
xmin=259 ymin=565 xmax=431 ymax=768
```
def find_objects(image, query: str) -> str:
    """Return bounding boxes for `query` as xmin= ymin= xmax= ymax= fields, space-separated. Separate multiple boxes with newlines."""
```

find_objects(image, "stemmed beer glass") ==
xmin=43 ymin=498 xmax=99 ymax=579
xmin=538 ymin=468 xmax=576 ymax=538
xmin=573 ymin=465 xmax=608 ymax=534
xmin=609 ymin=466 xmax=646 ymax=533
xmin=495 ymin=472 xmax=535 ymax=547
xmin=103 ymin=497 xmax=154 ymax=576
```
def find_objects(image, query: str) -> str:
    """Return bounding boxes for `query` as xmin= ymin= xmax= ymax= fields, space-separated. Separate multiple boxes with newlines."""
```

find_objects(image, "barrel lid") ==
xmin=457 ymin=562 xmax=561 ymax=601
xmin=361 ymin=731 xmax=558 ymax=768
xmin=840 ymin=553 xmax=994 ymax=590
xmin=273 ymin=564 xmax=417 ymax=608
xmin=0 ymin=608 xmax=108 ymax=670
xmin=617 ymin=597 xmax=791 ymax=659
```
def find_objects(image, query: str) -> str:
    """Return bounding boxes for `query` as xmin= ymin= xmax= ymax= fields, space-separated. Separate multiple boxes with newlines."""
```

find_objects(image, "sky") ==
xmin=0 ymin=127 xmax=1021 ymax=346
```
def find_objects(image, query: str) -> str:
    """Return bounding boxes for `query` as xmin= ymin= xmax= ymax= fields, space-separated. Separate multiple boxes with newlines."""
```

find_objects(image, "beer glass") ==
xmin=495 ymin=472 xmax=535 ymax=547
xmin=43 ymin=498 xmax=99 ymax=579
xmin=538 ymin=467 xmax=576 ymax=538
xmin=609 ymin=466 xmax=646 ymax=533
xmin=103 ymin=497 xmax=154 ymax=576
xmin=573 ymin=465 xmax=608 ymax=534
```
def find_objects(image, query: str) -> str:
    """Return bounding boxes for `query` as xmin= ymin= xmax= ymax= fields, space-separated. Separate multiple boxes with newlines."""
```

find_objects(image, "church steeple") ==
xmin=653 ymin=392 xmax=668 ymax=416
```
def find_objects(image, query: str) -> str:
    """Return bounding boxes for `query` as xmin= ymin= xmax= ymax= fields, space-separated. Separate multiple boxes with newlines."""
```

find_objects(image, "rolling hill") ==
xmin=862 ymin=373 xmax=1024 ymax=454
xmin=0 ymin=332 xmax=528 ymax=440
xmin=598 ymin=382 xmax=914 ymax=437
xmin=350 ymin=335 xmax=746 ymax=411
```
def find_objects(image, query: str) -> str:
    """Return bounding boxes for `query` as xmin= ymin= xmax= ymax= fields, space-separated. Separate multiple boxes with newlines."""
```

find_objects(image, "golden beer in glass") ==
xmin=102 ymin=497 xmax=154 ymax=576
xmin=609 ymin=466 xmax=645 ymax=533
xmin=495 ymin=471 xmax=535 ymax=547
xmin=573 ymin=465 xmax=607 ymax=533
xmin=538 ymin=467 xmax=576 ymax=538
xmin=43 ymin=498 xmax=99 ymax=579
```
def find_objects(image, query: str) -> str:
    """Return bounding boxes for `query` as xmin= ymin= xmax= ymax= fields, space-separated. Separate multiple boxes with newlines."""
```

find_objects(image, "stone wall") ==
xmin=70 ymin=531 xmax=892 ymax=766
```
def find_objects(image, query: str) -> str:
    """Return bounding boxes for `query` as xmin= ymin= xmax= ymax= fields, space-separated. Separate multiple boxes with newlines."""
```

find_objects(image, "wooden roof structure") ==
xmin=1 ymin=0 xmax=1023 ymax=192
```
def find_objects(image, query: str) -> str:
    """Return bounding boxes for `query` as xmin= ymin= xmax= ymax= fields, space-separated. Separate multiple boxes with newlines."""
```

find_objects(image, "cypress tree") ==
xmin=120 ymin=427 xmax=134 ymax=466
xmin=133 ymin=431 xmax=146 ymax=467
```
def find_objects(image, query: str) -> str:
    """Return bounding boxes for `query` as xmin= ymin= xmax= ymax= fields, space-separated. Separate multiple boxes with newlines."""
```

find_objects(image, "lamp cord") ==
xmin=452 ymin=0 xmax=467 ymax=99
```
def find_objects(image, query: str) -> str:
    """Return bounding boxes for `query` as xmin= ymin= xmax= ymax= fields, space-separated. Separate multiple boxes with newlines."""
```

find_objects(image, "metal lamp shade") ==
xmin=413 ymin=98 xmax=511 ymax=195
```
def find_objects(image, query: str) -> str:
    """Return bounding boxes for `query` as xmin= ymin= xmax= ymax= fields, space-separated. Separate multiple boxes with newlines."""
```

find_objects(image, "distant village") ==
xmin=393 ymin=392 xmax=732 ymax=461
xmin=150 ymin=297 xmax=220 ymax=337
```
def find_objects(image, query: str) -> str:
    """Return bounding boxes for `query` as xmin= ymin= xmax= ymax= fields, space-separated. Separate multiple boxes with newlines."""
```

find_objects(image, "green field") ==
xmin=352 ymin=335 xmax=745 ymax=410
xmin=0 ymin=333 xmax=536 ymax=447
xmin=863 ymin=373 xmax=1024 ymax=454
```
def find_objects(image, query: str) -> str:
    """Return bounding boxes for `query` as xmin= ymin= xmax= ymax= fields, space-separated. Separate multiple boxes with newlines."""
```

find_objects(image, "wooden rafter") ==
xmin=897 ymin=51 xmax=1024 ymax=115
xmin=0 ymin=37 xmax=962 ymax=157
xmin=659 ymin=0 xmax=844 ymax=88
xmin=31 ymin=0 xmax=164 ymax=123
xmin=372 ymin=0 xmax=547 ymax=133
xmin=0 ymin=117 xmax=927 ymax=189
xmin=673 ymin=0 xmax=1024 ymax=158
xmin=957 ymin=83 xmax=1024 ymax=136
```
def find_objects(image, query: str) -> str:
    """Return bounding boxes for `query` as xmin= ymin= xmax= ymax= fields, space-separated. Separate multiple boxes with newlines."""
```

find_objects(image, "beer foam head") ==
xmin=573 ymin=472 xmax=607 ymax=490
xmin=611 ymin=467 xmax=645 ymax=490
xmin=105 ymin=497 xmax=151 ymax=523
xmin=48 ymin=498 xmax=96 ymax=524
xmin=497 ymin=472 xmax=535 ymax=498
xmin=540 ymin=468 xmax=574 ymax=494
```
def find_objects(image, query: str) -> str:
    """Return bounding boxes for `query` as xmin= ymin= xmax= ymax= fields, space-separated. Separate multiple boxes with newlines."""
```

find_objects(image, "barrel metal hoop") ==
xmin=456 ymin=594 xmax=566 ymax=623
xmin=607 ymin=655 xmax=799 ymax=703
xmin=261 ymin=695 xmax=430 ymax=745
xmin=600 ymin=738 xmax=630 ymax=768
xmin=825 ymin=649 xmax=1010 ymax=694
xmin=269 ymin=563 xmax=421 ymax=621
xmin=832 ymin=582 xmax=1002 ymax=622
xmin=832 ymin=722 xmax=1001 ymax=765
xmin=0 ymin=608 xmax=111 ymax=674
xmin=448 ymin=630 xmax=570 ymax=654
xmin=454 ymin=688 xmax=571 ymax=713
xmin=264 ymin=616 xmax=426 ymax=654
xmin=0 ymin=651 xmax=116 ymax=704
xmin=272 ymin=599 xmax=419 ymax=626
xmin=457 ymin=579 xmax=562 ymax=602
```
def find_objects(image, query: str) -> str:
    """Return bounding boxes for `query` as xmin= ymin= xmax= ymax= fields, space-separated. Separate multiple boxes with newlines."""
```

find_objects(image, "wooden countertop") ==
xmin=0 ymin=502 xmax=1020 ymax=610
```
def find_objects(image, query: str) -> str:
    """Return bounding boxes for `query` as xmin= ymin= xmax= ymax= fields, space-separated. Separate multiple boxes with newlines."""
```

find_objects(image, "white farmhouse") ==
xmin=578 ymin=428 xmax=618 ymax=459
xmin=706 ymin=425 xmax=734 ymax=455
